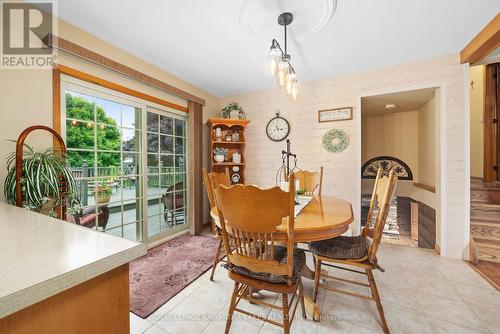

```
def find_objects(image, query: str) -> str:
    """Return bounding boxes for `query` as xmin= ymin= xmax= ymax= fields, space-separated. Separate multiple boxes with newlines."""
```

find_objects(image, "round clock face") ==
xmin=266 ymin=117 xmax=290 ymax=141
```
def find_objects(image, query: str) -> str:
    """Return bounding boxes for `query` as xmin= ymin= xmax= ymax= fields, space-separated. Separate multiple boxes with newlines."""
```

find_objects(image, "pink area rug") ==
xmin=129 ymin=233 xmax=219 ymax=318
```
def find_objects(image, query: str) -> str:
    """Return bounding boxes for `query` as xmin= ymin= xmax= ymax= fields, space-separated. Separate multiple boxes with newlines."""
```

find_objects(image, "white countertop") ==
xmin=0 ymin=203 xmax=146 ymax=318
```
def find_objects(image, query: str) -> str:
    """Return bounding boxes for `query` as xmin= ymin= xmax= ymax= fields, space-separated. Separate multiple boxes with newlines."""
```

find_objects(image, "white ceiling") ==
xmin=361 ymin=88 xmax=436 ymax=116
xmin=58 ymin=0 xmax=500 ymax=97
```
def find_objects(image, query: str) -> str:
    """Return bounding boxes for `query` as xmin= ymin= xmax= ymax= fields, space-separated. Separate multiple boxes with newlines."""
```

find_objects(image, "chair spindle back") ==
xmin=362 ymin=169 xmax=398 ymax=262
xmin=203 ymin=168 xmax=230 ymax=209
xmin=295 ymin=167 xmax=323 ymax=196
xmin=215 ymin=174 xmax=297 ymax=283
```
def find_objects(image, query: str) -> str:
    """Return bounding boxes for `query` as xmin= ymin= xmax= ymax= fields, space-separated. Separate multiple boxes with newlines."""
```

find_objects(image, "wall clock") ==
xmin=266 ymin=110 xmax=290 ymax=141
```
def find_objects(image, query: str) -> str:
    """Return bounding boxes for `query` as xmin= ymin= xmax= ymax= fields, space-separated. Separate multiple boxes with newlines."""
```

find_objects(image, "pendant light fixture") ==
xmin=269 ymin=12 xmax=298 ymax=100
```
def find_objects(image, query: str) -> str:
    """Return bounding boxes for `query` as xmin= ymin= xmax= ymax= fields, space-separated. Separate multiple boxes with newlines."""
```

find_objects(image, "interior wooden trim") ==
xmin=412 ymin=182 xmax=436 ymax=193
xmin=460 ymin=13 xmax=500 ymax=64
xmin=434 ymin=244 xmax=441 ymax=256
xmin=44 ymin=34 xmax=205 ymax=106
xmin=55 ymin=64 xmax=189 ymax=113
xmin=484 ymin=64 xmax=497 ymax=182
xmin=465 ymin=260 xmax=500 ymax=292
xmin=189 ymin=101 xmax=204 ymax=234
xmin=52 ymin=67 xmax=61 ymax=136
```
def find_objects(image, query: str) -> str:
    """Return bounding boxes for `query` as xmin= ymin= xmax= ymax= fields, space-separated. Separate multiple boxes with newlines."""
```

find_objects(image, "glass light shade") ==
xmin=269 ymin=47 xmax=280 ymax=59
xmin=286 ymin=73 xmax=296 ymax=94
xmin=269 ymin=47 xmax=280 ymax=76
xmin=269 ymin=57 xmax=278 ymax=76
xmin=278 ymin=61 xmax=289 ymax=86
xmin=291 ymin=81 xmax=298 ymax=101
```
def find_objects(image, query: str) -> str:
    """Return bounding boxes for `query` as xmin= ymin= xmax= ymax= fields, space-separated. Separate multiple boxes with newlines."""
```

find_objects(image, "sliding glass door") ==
xmin=145 ymin=107 xmax=188 ymax=241
xmin=62 ymin=77 xmax=189 ymax=244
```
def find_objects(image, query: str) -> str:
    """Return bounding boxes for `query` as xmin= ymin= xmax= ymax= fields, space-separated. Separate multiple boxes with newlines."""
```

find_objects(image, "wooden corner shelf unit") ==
xmin=207 ymin=118 xmax=250 ymax=184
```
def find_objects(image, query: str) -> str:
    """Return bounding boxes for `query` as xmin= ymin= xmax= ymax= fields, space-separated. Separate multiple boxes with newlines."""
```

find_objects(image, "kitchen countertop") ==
xmin=0 ymin=203 xmax=146 ymax=319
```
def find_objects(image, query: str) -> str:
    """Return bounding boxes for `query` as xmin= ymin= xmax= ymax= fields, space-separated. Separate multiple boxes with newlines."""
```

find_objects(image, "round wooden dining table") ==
xmin=210 ymin=195 xmax=354 ymax=321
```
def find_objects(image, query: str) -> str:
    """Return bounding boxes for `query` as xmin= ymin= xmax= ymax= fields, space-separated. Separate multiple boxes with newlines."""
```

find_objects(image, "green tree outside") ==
xmin=66 ymin=93 xmax=121 ymax=169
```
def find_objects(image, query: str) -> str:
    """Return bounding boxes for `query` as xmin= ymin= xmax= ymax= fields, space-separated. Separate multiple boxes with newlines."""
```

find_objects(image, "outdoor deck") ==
xmin=77 ymin=186 xmax=187 ymax=242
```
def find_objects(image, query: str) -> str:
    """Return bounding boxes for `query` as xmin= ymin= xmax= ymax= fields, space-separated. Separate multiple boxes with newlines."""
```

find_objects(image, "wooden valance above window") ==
xmin=43 ymin=34 xmax=205 ymax=106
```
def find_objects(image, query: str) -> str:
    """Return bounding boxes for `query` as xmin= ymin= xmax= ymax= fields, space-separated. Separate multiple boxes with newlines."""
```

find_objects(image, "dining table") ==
xmin=210 ymin=194 xmax=354 ymax=321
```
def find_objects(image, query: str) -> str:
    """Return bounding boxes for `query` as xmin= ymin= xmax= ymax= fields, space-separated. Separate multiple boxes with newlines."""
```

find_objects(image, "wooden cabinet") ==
xmin=207 ymin=118 xmax=250 ymax=184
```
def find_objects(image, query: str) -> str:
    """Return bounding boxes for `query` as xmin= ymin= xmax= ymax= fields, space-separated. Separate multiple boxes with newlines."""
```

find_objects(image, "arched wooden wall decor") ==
xmin=15 ymin=125 xmax=68 ymax=220
xmin=361 ymin=156 xmax=413 ymax=180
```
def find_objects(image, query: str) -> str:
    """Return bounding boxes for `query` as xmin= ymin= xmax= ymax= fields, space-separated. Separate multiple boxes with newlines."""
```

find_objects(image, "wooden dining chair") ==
xmin=295 ymin=166 xmax=323 ymax=195
xmin=308 ymin=169 xmax=397 ymax=334
xmin=214 ymin=174 xmax=307 ymax=334
xmin=202 ymin=168 xmax=230 ymax=281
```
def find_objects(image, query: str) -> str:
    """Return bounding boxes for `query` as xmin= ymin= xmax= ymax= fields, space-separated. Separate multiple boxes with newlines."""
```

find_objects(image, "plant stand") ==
xmin=15 ymin=125 xmax=68 ymax=220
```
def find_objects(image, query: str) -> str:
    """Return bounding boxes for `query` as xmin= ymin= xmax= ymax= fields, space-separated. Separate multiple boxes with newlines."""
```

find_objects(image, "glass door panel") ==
xmin=63 ymin=79 xmax=190 ymax=245
xmin=64 ymin=89 xmax=144 ymax=242
xmin=146 ymin=108 xmax=188 ymax=239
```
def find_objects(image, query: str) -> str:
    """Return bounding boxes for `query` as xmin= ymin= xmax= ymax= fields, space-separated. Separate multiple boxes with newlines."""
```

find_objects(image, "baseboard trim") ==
xmin=465 ymin=260 xmax=500 ymax=292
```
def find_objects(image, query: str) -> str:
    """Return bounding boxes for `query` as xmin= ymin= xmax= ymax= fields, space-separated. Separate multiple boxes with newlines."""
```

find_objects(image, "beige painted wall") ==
xmin=221 ymin=54 xmax=469 ymax=259
xmin=362 ymin=110 xmax=420 ymax=182
xmin=418 ymin=96 xmax=436 ymax=188
xmin=470 ymin=65 xmax=484 ymax=178
xmin=0 ymin=18 xmax=221 ymax=225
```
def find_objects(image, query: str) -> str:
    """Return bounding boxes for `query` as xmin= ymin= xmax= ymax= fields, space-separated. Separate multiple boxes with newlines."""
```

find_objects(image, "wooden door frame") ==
xmin=484 ymin=64 xmax=498 ymax=182
xmin=460 ymin=13 xmax=500 ymax=64
xmin=357 ymin=84 xmax=447 ymax=255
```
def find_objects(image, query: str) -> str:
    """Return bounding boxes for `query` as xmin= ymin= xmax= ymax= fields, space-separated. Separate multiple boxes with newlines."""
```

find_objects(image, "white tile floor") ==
xmin=130 ymin=243 xmax=500 ymax=334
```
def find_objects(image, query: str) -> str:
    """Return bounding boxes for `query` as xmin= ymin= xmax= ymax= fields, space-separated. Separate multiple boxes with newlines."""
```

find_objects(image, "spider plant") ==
xmin=4 ymin=141 xmax=79 ymax=216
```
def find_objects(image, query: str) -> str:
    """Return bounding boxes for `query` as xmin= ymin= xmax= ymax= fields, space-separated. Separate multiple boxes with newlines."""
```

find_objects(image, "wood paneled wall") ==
xmin=221 ymin=54 xmax=467 ymax=258
xmin=418 ymin=201 xmax=436 ymax=249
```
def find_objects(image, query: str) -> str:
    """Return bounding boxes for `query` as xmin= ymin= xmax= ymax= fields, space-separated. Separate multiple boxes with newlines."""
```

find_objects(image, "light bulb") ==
xmin=291 ymin=80 xmax=298 ymax=101
xmin=286 ymin=72 xmax=296 ymax=94
xmin=278 ymin=61 xmax=288 ymax=86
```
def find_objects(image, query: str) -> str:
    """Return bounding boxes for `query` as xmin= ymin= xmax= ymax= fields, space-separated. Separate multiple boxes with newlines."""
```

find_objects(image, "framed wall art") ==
xmin=318 ymin=107 xmax=353 ymax=123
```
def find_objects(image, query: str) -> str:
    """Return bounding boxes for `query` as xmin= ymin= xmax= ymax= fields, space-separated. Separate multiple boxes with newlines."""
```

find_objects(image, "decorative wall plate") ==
xmin=361 ymin=156 xmax=413 ymax=180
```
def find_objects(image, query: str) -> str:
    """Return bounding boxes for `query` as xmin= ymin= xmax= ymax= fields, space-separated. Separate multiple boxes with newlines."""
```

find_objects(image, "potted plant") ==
xmin=214 ymin=147 xmax=228 ymax=163
xmin=95 ymin=179 xmax=112 ymax=204
xmin=221 ymin=102 xmax=246 ymax=120
xmin=4 ymin=142 xmax=78 ymax=217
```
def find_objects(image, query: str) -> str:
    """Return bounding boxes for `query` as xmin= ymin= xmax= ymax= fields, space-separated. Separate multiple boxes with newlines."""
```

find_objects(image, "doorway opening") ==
xmin=361 ymin=87 xmax=439 ymax=249
xmin=469 ymin=54 xmax=500 ymax=269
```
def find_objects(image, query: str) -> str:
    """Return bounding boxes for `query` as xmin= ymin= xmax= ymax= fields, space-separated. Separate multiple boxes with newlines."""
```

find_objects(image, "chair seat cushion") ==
xmin=309 ymin=236 xmax=370 ymax=260
xmin=231 ymin=246 xmax=306 ymax=284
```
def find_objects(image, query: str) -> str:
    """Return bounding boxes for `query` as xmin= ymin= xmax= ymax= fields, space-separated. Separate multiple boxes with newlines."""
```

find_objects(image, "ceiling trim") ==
xmin=460 ymin=13 xmax=500 ymax=64
xmin=43 ymin=34 xmax=206 ymax=106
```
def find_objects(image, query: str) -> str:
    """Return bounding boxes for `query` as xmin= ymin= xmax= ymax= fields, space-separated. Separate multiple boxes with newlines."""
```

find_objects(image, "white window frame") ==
xmin=60 ymin=75 xmax=190 ymax=245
